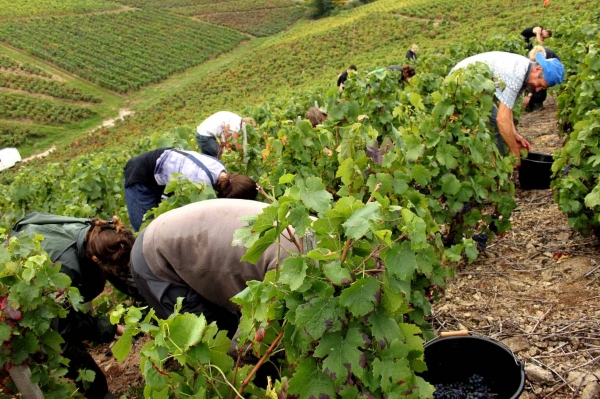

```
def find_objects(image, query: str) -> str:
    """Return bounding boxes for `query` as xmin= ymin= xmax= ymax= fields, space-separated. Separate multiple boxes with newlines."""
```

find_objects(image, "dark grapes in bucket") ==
xmin=433 ymin=374 xmax=495 ymax=399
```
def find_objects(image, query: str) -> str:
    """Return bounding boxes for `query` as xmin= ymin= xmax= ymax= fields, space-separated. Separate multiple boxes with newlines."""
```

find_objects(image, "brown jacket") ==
xmin=142 ymin=199 xmax=297 ymax=312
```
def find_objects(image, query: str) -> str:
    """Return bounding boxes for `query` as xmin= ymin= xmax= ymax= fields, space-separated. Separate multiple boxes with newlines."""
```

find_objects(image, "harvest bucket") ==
xmin=419 ymin=335 xmax=525 ymax=399
xmin=519 ymin=152 xmax=553 ymax=190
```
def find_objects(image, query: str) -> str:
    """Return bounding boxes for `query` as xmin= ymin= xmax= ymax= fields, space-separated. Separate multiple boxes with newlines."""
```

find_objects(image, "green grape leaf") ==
xmin=112 ymin=327 xmax=135 ymax=362
xmin=298 ymin=177 xmax=333 ymax=214
xmin=322 ymin=261 xmax=352 ymax=285
xmin=382 ymin=241 xmax=417 ymax=282
xmin=314 ymin=328 xmax=366 ymax=382
xmin=339 ymin=277 xmax=381 ymax=317
xmin=287 ymin=358 xmax=337 ymax=399
xmin=278 ymin=257 xmax=308 ymax=291
xmin=369 ymin=309 xmax=402 ymax=347
xmin=342 ymin=202 xmax=382 ymax=240
xmin=279 ymin=174 xmax=295 ymax=184
xmin=167 ymin=313 xmax=206 ymax=350
xmin=295 ymin=297 xmax=345 ymax=340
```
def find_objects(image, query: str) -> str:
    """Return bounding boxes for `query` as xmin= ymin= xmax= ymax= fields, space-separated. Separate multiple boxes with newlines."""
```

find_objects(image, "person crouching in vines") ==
xmin=195 ymin=111 xmax=256 ymax=159
xmin=123 ymin=148 xmax=257 ymax=232
xmin=11 ymin=213 xmax=142 ymax=399
xmin=129 ymin=199 xmax=299 ymax=385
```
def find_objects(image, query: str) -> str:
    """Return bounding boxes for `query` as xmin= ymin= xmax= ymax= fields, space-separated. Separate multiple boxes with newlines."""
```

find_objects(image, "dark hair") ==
xmin=214 ymin=173 xmax=257 ymax=200
xmin=85 ymin=216 xmax=135 ymax=276
xmin=305 ymin=107 xmax=327 ymax=127
xmin=401 ymin=65 xmax=416 ymax=81
xmin=349 ymin=65 xmax=357 ymax=71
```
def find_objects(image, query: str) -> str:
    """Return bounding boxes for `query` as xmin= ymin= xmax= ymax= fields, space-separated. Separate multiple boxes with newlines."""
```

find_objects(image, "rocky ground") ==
xmin=90 ymin=96 xmax=600 ymax=398
xmin=430 ymin=96 xmax=600 ymax=399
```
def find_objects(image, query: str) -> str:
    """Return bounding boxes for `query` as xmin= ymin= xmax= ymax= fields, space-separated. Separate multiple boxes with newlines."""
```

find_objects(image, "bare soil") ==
xmin=91 ymin=97 xmax=600 ymax=398
xmin=431 ymin=97 xmax=600 ymax=398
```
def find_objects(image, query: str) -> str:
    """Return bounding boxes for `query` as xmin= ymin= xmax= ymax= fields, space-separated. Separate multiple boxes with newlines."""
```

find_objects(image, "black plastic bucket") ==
xmin=519 ymin=152 xmax=553 ymax=190
xmin=419 ymin=336 xmax=525 ymax=399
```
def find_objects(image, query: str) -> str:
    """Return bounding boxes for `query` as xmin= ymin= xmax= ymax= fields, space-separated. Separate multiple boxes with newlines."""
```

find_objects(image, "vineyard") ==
xmin=0 ymin=0 xmax=122 ymax=20
xmin=0 ymin=73 xmax=101 ymax=103
xmin=0 ymin=93 xmax=95 ymax=124
xmin=0 ymin=10 xmax=246 ymax=93
xmin=1 ymin=0 xmax=600 ymax=398
xmin=0 ymin=55 xmax=52 ymax=78
xmin=119 ymin=0 xmax=304 ymax=36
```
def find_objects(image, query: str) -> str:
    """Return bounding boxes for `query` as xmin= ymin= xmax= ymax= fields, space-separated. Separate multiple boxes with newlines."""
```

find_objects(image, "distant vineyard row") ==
xmin=0 ymin=55 xmax=52 ymax=78
xmin=0 ymin=122 xmax=46 ymax=148
xmin=197 ymin=7 xmax=305 ymax=37
xmin=0 ymin=72 xmax=101 ymax=103
xmin=0 ymin=92 xmax=94 ymax=124
xmin=0 ymin=0 xmax=122 ymax=20
xmin=119 ymin=0 xmax=304 ymax=37
xmin=0 ymin=10 xmax=246 ymax=93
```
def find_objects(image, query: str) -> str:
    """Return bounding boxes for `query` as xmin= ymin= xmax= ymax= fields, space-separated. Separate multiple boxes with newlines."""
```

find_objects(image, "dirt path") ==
xmin=20 ymin=109 xmax=134 ymax=163
xmin=431 ymin=97 xmax=600 ymax=399
xmin=97 ymin=108 xmax=135 ymax=129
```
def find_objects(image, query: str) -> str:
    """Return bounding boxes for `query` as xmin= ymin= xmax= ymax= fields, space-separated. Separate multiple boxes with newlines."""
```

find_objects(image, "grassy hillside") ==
xmin=119 ymin=0 xmax=305 ymax=36
xmin=56 ymin=0 xmax=594 ymax=150
xmin=1 ymin=0 xmax=597 ymax=164
xmin=0 ymin=0 xmax=123 ymax=20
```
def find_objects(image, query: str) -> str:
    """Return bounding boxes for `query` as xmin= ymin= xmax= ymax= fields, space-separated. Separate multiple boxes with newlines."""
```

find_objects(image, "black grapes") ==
xmin=461 ymin=203 xmax=472 ymax=214
xmin=433 ymin=374 xmax=494 ymax=399
xmin=562 ymin=165 xmax=573 ymax=176
xmin=472 ymin=233 xmax=489 ymax=251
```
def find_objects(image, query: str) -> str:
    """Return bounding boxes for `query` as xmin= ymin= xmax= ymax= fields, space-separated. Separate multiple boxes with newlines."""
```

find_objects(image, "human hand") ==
xmin=515 ymin=133 xmax=531 ymax=151
xmin=116 ymin=324 xmax=125 ymax=336
xmin=523 ymin=95 xmax=531 ymax=108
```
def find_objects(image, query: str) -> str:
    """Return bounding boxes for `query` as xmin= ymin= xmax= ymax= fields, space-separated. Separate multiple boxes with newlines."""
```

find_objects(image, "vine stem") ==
xmin=238 ymin=330 xmax=284 ymax=396
xmin=256 ymin=183 xmax=303 ymax=253
xmin=228 ymin=353 xmax=242 ymax=399
xmin=208 ymin=364 xmax=243 ymax=399
xmin=341 ymin=183 xmax=383 ymax=263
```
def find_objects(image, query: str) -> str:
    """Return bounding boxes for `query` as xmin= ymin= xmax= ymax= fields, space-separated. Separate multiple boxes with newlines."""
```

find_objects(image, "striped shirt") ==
xmin=154 ymin=149 xmax=225 ymax=187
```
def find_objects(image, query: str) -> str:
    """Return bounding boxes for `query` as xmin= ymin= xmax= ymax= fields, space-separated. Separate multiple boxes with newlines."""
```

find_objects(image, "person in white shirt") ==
xmin=195 ymin=111 xmax=256 ymax=158
xmin=450 ymin=51 xmax=564 ymax=161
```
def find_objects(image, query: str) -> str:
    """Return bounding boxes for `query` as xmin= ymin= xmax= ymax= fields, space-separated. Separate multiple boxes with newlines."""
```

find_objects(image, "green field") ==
xmin=120 ymin=0 xmax=304 ymax=36
xmin=0 ymin=0 xmax=122 ymax=20
xmin=0 ymin=10 xmax=246 ymax=93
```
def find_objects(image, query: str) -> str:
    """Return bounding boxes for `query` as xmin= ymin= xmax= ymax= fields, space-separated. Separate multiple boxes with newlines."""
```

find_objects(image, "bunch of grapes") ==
xmin=433 ymin=374 xmax=494 ymax=399
xmin=562 ymin=165 xmax=573 ymax=176
xmin=460 ymin=203 xmax=472 ymax=214
xmin=472 ymin=233 xmax=489 ymax=250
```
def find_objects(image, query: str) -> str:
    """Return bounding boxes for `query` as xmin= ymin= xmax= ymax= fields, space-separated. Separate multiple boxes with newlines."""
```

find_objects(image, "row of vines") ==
xmin=0 ymin=0 xmax=120 ymax=20
xmin=0 ymin=72 xmax=101 ymax=103
xmin=1 ymin=6 xmax=599 ymax=399
xmin=0 ymin=93 xmax=95 ymax=124
xmin=0 ymin=123 xmax=47 ymax=148
xmin=0 ymin=55 xmax=52 ymax=78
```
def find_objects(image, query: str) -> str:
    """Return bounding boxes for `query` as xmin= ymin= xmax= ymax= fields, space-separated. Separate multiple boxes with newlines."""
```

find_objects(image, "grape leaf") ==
xmin=278 ymin=257 xmax=308 ymax=291
xmin=342 ymin=202 xmax=382 ymax=240
xmin=298 ymin=177 xmax=332 ymax=214
xmin=314 ymin=328 xmax=366 ymax=382
xmin=339 ymin=277 xmax=380 ymax=317
xmin=382 ymin=242 xmax=417 ymax=282
xmin=287 ymin=358 xmax=337 ymax=399
xmin=295 ymin=296 xmax=345 ymax=340
xmin=322 ymin=261 xmax=352 ymax=285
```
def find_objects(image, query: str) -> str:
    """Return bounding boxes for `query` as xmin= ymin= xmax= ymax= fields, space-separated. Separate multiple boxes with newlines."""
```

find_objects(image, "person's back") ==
xmin=140 ymin=199 xmax=296 ymax=313
xmin=451 ymin=51 xmax=531 ymax=109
